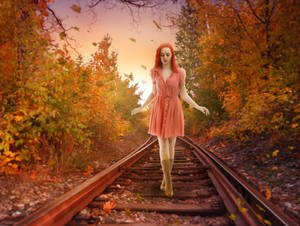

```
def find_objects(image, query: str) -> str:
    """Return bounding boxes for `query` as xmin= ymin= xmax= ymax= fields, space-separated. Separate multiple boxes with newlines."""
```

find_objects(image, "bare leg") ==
xmin=169 ymin=137 xmax=177 ymax=171
xmin=158 ymin=137 xmax=173 ymax=197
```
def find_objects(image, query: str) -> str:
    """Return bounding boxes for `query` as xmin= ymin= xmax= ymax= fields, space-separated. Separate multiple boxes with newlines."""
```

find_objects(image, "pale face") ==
xmin=160 ymin=47 xmax=172 ymax=66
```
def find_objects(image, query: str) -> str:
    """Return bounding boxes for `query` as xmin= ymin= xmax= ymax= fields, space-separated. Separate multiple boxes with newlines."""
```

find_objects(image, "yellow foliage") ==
xmin=272 ymin=150 xmax=279 ymax=157
xmin=229 ymin=213 xmax=236 ymax=221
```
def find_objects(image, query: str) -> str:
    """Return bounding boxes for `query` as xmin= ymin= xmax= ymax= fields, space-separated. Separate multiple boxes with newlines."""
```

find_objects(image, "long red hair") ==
xmin=154 ymin=43 xmax=179 ymax=73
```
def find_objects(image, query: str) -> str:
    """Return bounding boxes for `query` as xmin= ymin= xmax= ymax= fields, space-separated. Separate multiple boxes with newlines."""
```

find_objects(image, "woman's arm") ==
xmin=131 ymin=84 xmax=156 ymax=116
xmin=179 ymin=85 xmax=210 ymax=116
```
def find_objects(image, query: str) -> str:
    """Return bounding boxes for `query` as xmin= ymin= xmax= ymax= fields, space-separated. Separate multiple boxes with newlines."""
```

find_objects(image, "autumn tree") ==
xmin=188 ymin=0 xmax=299 ymax=140
xmin=0 ymin=1 xmax=142 ymax=174
xmin=175 ymin=2 xmax=224 ymax=135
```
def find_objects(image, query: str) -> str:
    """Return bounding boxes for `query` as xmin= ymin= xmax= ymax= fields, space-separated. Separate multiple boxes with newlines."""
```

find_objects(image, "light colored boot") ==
xmin=160 ymin=158 xmax=174 ymax=191
xmin=160 ymin=175 xmax=166 ymax=191
xmin=161 ymin=159 xmax=173 ymax=197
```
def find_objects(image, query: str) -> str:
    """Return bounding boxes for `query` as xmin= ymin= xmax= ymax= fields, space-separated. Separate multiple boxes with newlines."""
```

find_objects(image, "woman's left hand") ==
xmin=197 ymin=106 xmax=210 ymax=116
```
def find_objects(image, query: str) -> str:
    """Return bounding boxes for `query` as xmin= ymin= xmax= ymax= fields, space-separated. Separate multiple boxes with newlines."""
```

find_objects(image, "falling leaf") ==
xmin=153 ymin=20 xmax=162 ymax=30
xmin=73 ymin=26 xmax=79 ymax=31
xmin=265 ymin=188 xmax=271 ymax=200
xmin=141 ymin=65 xmax=147 ymax=70
xmin=59 ymin=32 xmax=66 ymax=40
xmin=229 ymin=213 xmax=236 ymax=221
xmin=70 ymin=4 xmax=81 ymax=13
xmin=103 ymin=201 xmax=116 ymax=213
xmin=92 ymin=42 xmax=98 ymax=46
xmin=272 ymin=150 xmax=279 ymax=157
xmin=129 ymin=38 xmax=136 ymax=42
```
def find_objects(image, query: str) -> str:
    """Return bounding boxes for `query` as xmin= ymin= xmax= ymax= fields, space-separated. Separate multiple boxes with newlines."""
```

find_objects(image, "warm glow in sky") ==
xmin=49 ymin=0 xmax=185 ymax=102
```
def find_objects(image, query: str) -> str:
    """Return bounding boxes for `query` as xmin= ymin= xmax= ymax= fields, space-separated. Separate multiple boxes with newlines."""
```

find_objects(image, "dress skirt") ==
xmin=147 ymin=67 xmax=186 ymax=138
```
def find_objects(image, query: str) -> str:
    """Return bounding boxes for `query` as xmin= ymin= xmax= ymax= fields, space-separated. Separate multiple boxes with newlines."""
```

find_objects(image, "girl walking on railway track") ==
xmin=131 ymin=43 xmax=210 ymax=197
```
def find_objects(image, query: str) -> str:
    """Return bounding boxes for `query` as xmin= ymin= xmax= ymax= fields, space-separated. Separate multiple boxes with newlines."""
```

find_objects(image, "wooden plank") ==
xmin=89 ymin=202 xmax=225 ymax=215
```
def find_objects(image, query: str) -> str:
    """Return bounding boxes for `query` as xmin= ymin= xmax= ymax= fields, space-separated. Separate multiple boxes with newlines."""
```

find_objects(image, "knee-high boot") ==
xmin=160 ymin=158 xmax=174 ymax=191
xmin=161 ymin=159 xmax=173 ymax=197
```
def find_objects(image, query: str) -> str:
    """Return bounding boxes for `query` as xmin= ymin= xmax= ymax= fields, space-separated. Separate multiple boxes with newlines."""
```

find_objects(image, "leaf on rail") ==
xmin=229 ymin=213 xmax=236 ymax=221
xmin=237 ymin=197 xmax=244 ymax=206
xmin=103 ymin=201 xmax=116 ymax=213
xmin=256 ymin=213 xmax=264 ymax=222
xmin=124 ymin=208 xmax=131 ymax=216
xmin=264 ymin=219 xmax=272 ymax=225
xmin=136 ymin=193 xmax=143 ymax=202
xmin=239 ymin=207 xmax=248 ymax=213
xmin=265 ymin=188 xmax=271 ymax=200
xmin=82 ymin=165 xmax=94 ymax=175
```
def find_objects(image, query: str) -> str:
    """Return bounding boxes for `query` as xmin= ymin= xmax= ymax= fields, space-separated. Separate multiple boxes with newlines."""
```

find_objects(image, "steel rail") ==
xmin=181 ymin=136 xmax=299 ymax=226
xmin=14 ymin=136 xmax=157 ymax=226
xmin=179 ymin=136 xmax=262 ymax=226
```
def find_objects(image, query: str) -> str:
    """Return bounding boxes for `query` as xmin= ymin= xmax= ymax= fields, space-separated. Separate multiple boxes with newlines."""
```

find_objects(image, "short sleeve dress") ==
xmin=148 ymin=67 xmax=186 ymax=138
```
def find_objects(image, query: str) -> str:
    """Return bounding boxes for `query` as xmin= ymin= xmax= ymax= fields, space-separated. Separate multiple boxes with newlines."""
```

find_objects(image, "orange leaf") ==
xmin=30 ymin=172 xmax=37 ymax=179
xmin=103 ymin=201 xmax=116 ymax=213
xmin=70 ymin=4 xmax=81 ymax=13
xmin=265 ymin=188 xmax=271 ymax=200
xmin=129 ymin=38 xmax=136 ymax=42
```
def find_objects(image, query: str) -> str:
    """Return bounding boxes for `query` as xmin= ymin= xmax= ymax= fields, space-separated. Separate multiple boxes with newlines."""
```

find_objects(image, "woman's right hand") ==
xmin=131 ymin=107 xmax=143 ymax=116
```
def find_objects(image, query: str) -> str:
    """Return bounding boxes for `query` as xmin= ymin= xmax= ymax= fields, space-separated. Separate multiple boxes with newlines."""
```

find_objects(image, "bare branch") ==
xmin=46 ymin=6 xmax=66 ymax=32
xmin=234 ymin=10 xmax=261 ymax=52
xmin=269 ymin=0 xmax=278 ymax=21
xmin=244 ymin=0 xmax=265 ymax=24
xmin=89 ymin=0 xmax=162 ymax=9
xmin=88 ymin=0 xmax=105 ymax=8
xmin=46 ymin=7 xmax=79 ymax=55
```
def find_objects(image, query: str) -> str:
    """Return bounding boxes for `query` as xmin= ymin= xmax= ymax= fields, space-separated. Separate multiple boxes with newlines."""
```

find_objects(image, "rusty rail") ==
xmin=14 ymin=135 xmax=298 ymax=225
xmin=180 ymin=136 xmax=299 ymax=226
xmin=14 ymin=136 xmax=157 ymax=226
xmin=179 ymin=136 xmax=262 ymax=226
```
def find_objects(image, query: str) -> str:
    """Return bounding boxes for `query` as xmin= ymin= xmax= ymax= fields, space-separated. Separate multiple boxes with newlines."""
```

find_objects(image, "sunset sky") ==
xmin=49 ymin=0 xmax=185 ymax=102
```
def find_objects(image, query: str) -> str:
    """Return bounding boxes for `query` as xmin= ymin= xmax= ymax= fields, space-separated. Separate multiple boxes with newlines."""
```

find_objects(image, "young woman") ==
xmin=131 ymin=43 xmax=210 ymax=197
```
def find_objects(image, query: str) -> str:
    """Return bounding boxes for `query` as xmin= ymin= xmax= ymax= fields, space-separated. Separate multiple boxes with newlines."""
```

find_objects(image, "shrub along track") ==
xmin=13 ymin=136 xmax=298 ymax=225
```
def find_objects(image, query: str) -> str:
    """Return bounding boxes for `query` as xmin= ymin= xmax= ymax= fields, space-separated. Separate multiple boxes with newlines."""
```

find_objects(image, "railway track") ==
xmin=13 ymin=136 xmax=298 ymax=225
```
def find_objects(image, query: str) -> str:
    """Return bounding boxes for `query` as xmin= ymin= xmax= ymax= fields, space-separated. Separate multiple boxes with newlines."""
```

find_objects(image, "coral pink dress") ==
xmin=148 ymin=67 xmax=186 ymax=138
